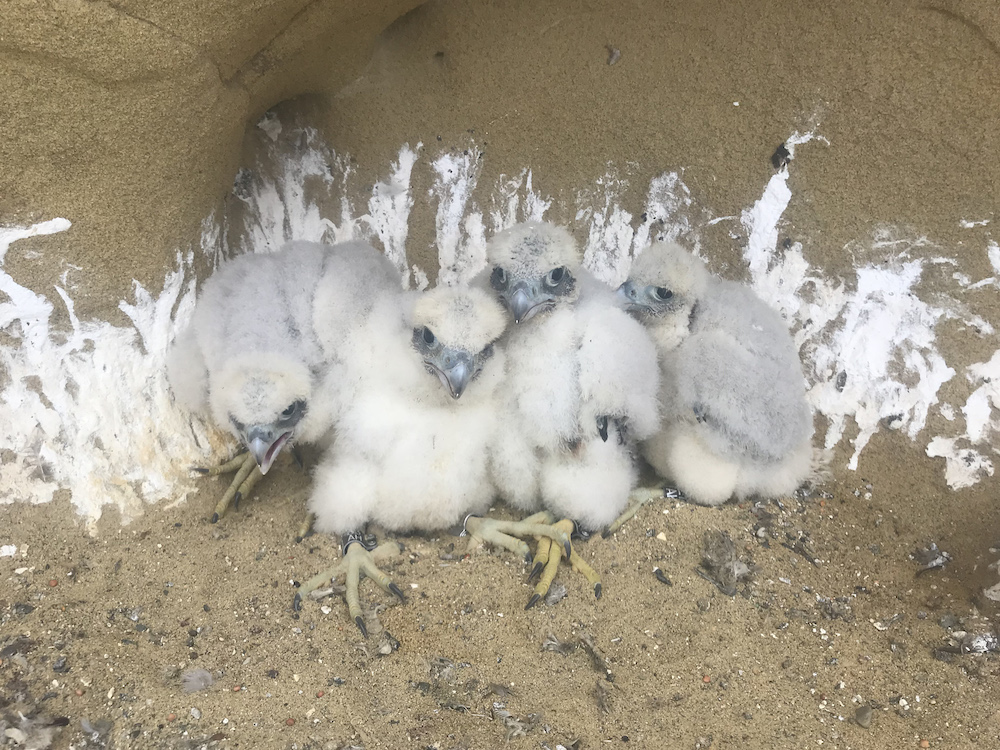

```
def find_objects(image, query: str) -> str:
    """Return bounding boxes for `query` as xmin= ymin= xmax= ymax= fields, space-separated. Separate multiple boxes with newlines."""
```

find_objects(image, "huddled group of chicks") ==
xmin=168 ymin=221 xmax=815 ymax=635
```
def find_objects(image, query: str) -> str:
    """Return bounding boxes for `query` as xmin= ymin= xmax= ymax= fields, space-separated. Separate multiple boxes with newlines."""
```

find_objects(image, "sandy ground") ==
xmin=4 ymin=0 xmax=1000 ymax=747
xmin=3 ymin=439 xmax=1000 ymax=749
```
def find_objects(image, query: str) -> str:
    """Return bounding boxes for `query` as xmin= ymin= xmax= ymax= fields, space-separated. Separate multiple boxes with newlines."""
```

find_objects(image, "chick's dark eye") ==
xmin=422 ymin=326 xmax=436 ymax=345
xmin=490 ymin=266 xmax=508 ymax=291
xmin=281 ymin=400 xmax=304 ymax=418
xmin=654 ymin=287 xmax=673 ymax=300
xmin=547 ymin=267 xmax=565 ymax=285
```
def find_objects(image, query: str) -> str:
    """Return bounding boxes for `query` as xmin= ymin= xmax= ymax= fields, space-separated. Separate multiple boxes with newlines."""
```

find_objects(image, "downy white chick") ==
xmin=470 ymin=221 xmax=660 ymax=607
xmin=297 ymin=285 xmax=507 ymax=636
xmin=617 ymin=240 xmax=814 ymax=507
xmin=168 ymin=240 xmax=401 ymax=522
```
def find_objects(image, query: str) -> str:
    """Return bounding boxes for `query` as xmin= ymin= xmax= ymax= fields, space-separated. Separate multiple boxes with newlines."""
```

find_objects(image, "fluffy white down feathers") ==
xmin=485 ymin=222 xmax=661 ymax=530
xmin=168 ymin=240 xmax=401 ymax=448
xmin=625 ymin=241 xmax=814 ymax=505
xmin=308 ymin=286 xmax=507 ymax=535
xmin=172 ymin=228 xmax=815 ymax=536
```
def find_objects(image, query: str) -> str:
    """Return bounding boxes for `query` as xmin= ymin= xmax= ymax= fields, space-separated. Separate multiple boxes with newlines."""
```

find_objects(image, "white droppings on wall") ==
xmin=431 ymin=149 xmax=486 ymax=286
xmin=632 ymin=171 xmax=700 ymax=257
xmin=1 ymin=220 xmax=225 ymax=526
xmin=737 ymin=131 xmax=971 ymax=474
xmin=926 ymin=349 xmax=1000 ymax=488
xmin=489 ymin=169 xmax=551 ymax=233
xmin=577 ymin=172 xmax=634 ymax=286
xmin=367 ymin=143 xmax=422 ymax=283
xmin=238 ymin=126 xmax=350 ymax=254
xmin=807 ymin=259 xmax=955 ymax=469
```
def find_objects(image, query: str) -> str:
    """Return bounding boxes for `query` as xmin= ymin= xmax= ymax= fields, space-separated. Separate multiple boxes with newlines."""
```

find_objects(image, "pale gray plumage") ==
xmin=619 ymin=240 xmax=814 ymax=505
xmin=307 ymin=284 xmax=507 ymax=535
xmin=483 ymin=222 xmax=661 ymax=530
xmin=168 ymin=240 xmax=401 ymax=474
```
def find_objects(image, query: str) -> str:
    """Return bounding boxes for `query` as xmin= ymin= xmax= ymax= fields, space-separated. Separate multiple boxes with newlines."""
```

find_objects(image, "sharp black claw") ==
xmin=292 ymin=593 xmax=302 ymax=611
xmin=528 ymin=562 xmax=544 ymax=581
xmin=233 ymin=492 xmax=242 ymax=510
xmin=210 ymin=513 xmax=219 ymax=524
xmin=594 ymin=582 xmax=602 ymax=600
xmin=192 ymin=467 xmax=209 ymax=475
xmin=601 ymin=526 xmax=612 ymax=539
xmin=355 ymin=615 xmax=368 ymax=638
xmin=563 ymin=540 xmax=572 ymax=559
xmin=525 ymin=593 xmax=541 ymax=610
xmin=597 ymin=415 xmax=609 ymax=442
xmin=388 ymin=582 xmax=406 ymax=602
xmin=523 ymin=552 xmax=533 ymax=564
xmin=294 ymin=536 xmax=304 ymax=544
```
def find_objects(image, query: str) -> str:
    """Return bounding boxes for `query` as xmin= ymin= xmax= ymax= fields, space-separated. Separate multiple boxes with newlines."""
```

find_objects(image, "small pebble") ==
xmin=855 ymin=704 xmax=872 ymax=729
xmin=75 ymin=689 xmax=84 ymax=696
xmin=190 ymin=707 xmax=202 ymax=719
xmin=285 ymin=718 xmax=295 ymax=726
xmin=232 ymin=685 xmax=241 ymax=692
xmin=166 ymin=713 xmax=177 ymax=722
xmin=919 ymin=741 xmax=930 ymax=749
xmin=702 ymin=675 xmax=711 ymax=684
xmin=48 ymin=579 xmax=58 ymax=587
xmin=316 ymin=690 xmax=324 ymax=698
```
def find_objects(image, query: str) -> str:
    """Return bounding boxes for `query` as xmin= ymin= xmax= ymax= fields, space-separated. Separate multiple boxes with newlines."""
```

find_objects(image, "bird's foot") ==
xmin=463 ymin=511 xmax=573 ymax=563
xmin=292 ymin=534 xmax=405 ymax=638
xmin=601 ymin=485 xmax=684 ymax=537
xmin=193 ymin=452 xmax=264 ymax=523
xmin=463 ymin=514 xmax=599 ymax=607
xmin=525 ymin=518 xmax=601 ymax=609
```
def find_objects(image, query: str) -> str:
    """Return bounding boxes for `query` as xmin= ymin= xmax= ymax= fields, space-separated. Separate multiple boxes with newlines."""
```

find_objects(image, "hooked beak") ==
xmin=507 ymin=283 xmax=552 ymax=324
xmin=616 ymin=280 xmax=643 ymax=313
xmin=431 ymin=356 xmax=473 ymax=400
xmin=246 ymin=425 xmax=292 ymax=475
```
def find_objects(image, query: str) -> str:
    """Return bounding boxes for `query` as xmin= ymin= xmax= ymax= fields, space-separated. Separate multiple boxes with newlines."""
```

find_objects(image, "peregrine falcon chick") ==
xmin=469 ymin=221 xmax=660 ymax=607
xmin=168 ymin=240 xmax=401 ymax=523
xmin=617 ymin=240 xmax=815 ymax=507
xmin=297 ymin=285 xmax=507 ymax=636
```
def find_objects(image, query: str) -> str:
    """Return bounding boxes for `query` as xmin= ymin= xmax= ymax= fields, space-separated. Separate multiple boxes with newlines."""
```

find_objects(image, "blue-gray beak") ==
xmin=246 ymin=424 xmax=291 ymax=475
xmin=429 ymin=351 xmax=474 ymax=399
xmin=509 ymin=285 xmax=532 ymax=324
xmin=505 ymin=282 xmax=555 ymax=324
xmin=617 ymin=280 xmax=640 ymax=311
